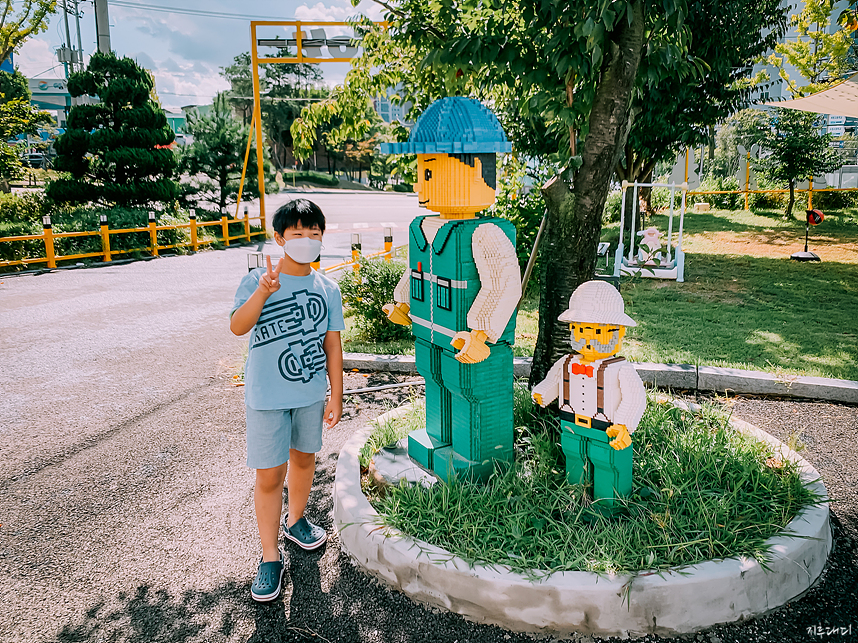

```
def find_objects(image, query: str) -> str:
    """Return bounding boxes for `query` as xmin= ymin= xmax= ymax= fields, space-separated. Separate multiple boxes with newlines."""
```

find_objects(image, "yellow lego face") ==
xmin=415 ymin=153 xmax=496 ymax=218
xmin=569 ymin=323 xmax=626 ymax=362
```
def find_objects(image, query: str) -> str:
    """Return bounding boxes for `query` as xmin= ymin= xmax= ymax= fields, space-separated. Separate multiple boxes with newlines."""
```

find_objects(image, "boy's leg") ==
xmin=282 ymin=400 xmax=325 ymax=548
xmin=255 ymin=462 xmax=289 ymax=562
xmin=285 ymin=449 xmax=316 ymax=527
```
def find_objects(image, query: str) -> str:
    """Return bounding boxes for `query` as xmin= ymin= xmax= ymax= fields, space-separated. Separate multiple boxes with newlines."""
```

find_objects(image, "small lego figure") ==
xmin=531 ymin=280 xmax=646 ymax=507
xmin=637 ymin=227 xmax=664 ymax=265
xmin=380 ymin=97 xmax=521 ymax=483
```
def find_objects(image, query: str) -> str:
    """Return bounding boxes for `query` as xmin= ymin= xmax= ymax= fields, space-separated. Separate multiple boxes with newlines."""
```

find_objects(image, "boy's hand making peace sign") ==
xmin=258 ymin=255 xmax=285 ymax=295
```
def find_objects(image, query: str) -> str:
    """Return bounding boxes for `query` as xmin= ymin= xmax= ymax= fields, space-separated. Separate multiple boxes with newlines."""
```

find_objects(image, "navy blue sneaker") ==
xmin=283 ymin=516 xmax=327 ymax=550
xmin=250 ymin=548 xmax=285 ymax=602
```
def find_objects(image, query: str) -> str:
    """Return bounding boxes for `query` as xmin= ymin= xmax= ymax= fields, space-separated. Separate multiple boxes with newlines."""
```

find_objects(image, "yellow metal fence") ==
xmin=0 ymin=211 xmax=265 ymax=270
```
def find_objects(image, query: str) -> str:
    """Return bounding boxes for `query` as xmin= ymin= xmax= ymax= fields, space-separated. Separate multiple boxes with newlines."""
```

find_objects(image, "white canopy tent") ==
xmin=765 ymin=72 xmax=858 ymax=117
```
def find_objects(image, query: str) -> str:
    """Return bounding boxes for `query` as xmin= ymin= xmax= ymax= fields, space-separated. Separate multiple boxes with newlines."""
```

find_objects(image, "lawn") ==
xmin=343 ymin=208 xmax=858 ymax=381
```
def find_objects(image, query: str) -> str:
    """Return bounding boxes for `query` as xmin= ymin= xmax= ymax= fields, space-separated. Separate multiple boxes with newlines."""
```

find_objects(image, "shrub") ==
xmin=603 ymin=189 xmax=623 ymax=223
xmin=392 ymin=183 xmax=413 ymax=192
xmin=338 ymin=256 xmax=411 ymax=343
xmin=289 ymin=170 xmax=339 ymax=187
xmin=812 ymin=188 xmax=858 ymax=210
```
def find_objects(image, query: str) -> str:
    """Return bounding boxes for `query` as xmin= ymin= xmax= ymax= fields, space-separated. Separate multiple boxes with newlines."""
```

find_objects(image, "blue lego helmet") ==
xmin=379 ymin=97 xmax=512 ymax=155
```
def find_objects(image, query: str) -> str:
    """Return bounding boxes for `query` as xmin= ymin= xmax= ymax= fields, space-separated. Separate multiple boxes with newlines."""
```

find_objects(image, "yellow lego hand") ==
xmin=383 ymin=302 xmax=412 ymax=326
xmin=532 ymin=392 xmax=545 ymax=407
xmin=606 ymin=424 xmax=632 ymax=451
xmin=451 ymin=330 xmax=490 ymax=364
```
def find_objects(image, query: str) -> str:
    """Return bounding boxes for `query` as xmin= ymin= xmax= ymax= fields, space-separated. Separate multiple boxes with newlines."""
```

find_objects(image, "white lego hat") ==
xmin=557 ymin=280 xmax=637 ymax=327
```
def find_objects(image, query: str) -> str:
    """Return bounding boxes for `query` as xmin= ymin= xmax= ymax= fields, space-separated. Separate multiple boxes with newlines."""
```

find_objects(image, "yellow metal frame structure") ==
xmin=246 ymin=20 xmax=385 ymax=231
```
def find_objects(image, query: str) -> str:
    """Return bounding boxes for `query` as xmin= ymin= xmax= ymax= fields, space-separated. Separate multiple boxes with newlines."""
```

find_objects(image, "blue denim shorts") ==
xmin=245 ymin=400 xmax=326 ymax=469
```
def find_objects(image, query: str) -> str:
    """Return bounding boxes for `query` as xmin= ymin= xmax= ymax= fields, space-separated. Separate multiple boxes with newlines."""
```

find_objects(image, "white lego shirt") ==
xmin=532 ymin=354 xmax=647 ymax=432
xmin=394 ymin=218 xmax=521 ymax=343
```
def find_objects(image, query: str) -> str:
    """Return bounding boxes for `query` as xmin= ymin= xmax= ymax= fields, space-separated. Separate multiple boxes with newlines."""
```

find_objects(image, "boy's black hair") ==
xmin=272 ymin=199 xmax=326 ymax=235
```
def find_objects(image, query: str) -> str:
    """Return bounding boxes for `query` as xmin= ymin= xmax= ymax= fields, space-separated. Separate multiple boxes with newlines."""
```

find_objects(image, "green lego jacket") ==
xmin=407 ymin=214 xmax=517 ymax=351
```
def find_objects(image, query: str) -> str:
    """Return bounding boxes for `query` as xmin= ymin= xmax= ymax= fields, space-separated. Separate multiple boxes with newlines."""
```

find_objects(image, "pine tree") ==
xmin=177 ymin=93 xmax=276 ymax=214
xmin=46 ymin=52 xmax=178 ymax=207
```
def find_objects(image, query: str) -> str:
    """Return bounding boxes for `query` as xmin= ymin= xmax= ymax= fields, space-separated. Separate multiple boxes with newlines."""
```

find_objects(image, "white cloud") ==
xmin=16 ymin=38 xmax=64 ymax=79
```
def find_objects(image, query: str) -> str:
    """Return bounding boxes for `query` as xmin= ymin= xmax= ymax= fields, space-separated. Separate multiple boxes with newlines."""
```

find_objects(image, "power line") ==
xmin=107 ymin=0 xmax=294 ymax=22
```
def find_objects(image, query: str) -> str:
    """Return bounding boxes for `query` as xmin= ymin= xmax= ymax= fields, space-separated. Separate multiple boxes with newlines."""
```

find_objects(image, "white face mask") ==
xmin=282 ymin=237 xmax=322 ymax=264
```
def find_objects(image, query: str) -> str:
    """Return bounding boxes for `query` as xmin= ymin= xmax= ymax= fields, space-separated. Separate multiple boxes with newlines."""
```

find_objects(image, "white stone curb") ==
xmin=333 ymin=406 xmax=831 ymax=637
xmin=342 ymin=353 xmax=858 ymax=404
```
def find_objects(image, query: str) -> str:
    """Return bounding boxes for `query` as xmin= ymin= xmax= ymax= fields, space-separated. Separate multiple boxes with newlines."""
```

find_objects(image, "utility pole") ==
xmin=61 ymin=0 xmax=75 ymax=74
xmin=94 ymin=0 xmax=111 ymax=55
xmin=73 ymin=0 xmax=84 ymax=68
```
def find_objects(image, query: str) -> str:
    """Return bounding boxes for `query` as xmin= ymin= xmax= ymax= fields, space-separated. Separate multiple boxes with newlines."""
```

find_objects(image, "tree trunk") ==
xmin=530 ymin=1 xmax=645 ymax=386
xmin=786 ymin=180 xmax=795 ymax=219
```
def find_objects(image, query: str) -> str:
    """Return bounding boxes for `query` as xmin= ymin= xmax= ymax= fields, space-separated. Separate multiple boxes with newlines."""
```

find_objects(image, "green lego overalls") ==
xmin=406 ymin=214 xmax=517 ymax=482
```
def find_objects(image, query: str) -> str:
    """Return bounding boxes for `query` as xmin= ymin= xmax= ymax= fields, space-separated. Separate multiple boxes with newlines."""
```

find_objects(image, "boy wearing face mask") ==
xmin=230 ymin=199 xmax=344 ymax=602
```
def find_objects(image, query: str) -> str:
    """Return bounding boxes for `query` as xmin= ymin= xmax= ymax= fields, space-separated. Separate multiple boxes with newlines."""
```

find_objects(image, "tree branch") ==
xmin=370 ymin=0 xmax=445 ymax=40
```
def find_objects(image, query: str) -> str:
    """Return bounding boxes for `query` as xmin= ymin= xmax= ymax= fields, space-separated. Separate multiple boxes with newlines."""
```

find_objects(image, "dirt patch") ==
xmin=684 ymin=230 xmax=858 ymax=263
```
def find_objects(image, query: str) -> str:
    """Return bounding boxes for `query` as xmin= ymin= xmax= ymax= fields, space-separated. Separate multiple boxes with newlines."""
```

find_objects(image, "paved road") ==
xmin=1 ymin=191 xmax=855 ymax=642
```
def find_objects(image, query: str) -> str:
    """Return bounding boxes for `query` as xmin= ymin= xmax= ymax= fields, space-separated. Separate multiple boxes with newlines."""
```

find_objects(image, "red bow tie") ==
xmin=571 ymin=363 xmax=594 ymax=377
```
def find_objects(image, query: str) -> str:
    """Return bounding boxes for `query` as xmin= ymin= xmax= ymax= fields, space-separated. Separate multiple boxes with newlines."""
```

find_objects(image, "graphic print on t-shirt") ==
xmin=251 ymin=289 xmax=328 ymax=383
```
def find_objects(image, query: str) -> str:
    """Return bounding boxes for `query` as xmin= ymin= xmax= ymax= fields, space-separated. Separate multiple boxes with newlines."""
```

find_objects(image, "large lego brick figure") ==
xmin=380 ymin=97 xmax=521 ymax=483
xmin=531 ymin=281 xmax=647 ymax=507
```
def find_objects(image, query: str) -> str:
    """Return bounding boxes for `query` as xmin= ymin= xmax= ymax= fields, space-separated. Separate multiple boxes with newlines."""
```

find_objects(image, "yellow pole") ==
xmin=190 ymin=209 xmax=198 ymax=252
xmin=744 ymin=151 xmax=750 ymax=211
xmin=148 ymin=211 xmax=158 ymax=256
xmin=250 ymin=23 xmax=267 ymax=232
xmin=684 ymin=148 xmax=689 ymax=184
xmin=351 ymin=233 xmax=361 ymax=274
xmin=42 ymin=215 xmax=56 ymax=269
xmin=244 ymin=205 xmax=250 ymax=242
xmin=100 ymin=214 xmax=111 ymax=262
xmin=222 ymin=215 xmax=230 ymax=247
xmin=235 ymin=111 xmax=255 ymax=219
xmin=384 ymin=227 xmax=392 ymax=262
xmin=808 ymin=178 xmax=813 ymax=210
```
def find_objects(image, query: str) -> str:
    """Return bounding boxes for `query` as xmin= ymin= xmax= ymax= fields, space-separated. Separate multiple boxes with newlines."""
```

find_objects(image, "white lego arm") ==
xmin=613 ymin=362 xmax=647 ymax=434
xmin=531 ymin=356 xmax=565 ymax=406
xmin=468 ymin=223 xmax=522 ymax=343
xmin=393 ymin=264 xmax=410 ymax=304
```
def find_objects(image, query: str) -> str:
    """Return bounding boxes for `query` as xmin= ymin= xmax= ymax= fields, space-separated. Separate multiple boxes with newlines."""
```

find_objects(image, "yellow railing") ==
xmin=686 ymin=185 xmax=858 ymax=210
xmin=0 ymin=211 xmax=266 ymax=270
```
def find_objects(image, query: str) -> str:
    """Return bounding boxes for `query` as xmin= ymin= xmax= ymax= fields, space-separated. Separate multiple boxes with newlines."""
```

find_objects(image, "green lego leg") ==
xmin=434 ymin=344 xmax=514 ymax=483
xmin=588 ymin=432 xmax=633 ymax=508
xmin=409 ymin=338 xmax=451 ymax=469
xmin=560 ymin=422 xmax=590 ymax=486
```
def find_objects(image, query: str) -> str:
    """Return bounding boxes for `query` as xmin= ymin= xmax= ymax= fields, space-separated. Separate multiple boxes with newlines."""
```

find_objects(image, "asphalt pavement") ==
xmin=0 ymin=192 xmax=855 ymax=642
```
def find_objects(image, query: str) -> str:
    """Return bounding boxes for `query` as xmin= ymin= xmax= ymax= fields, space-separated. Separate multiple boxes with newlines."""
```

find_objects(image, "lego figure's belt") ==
xmin=410 ymin=315 xmax=457 ymax=338
xmin=559 ymin=409 xmax=612 ymax=431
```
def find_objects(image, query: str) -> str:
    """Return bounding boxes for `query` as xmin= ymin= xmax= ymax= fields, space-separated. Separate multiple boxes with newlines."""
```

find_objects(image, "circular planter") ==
xmin=333 ymin=406 xmax=831 ymax=638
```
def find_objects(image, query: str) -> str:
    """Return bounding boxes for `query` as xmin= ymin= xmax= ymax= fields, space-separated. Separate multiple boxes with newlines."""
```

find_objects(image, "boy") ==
xmin=230 ymin=199 xmax=344 ymax=602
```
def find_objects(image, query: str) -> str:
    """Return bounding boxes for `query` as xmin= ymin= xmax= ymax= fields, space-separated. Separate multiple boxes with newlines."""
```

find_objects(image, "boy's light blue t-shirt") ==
xmin=232 ymin=268 xmax=345 ymax=411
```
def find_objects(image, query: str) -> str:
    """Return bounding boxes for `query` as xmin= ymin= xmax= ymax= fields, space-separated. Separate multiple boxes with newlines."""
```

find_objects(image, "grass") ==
xmin=369 ymin=389 xmax=821 ymax=576
xmin=359 ymin=397 xmax=426 ymax=470
xmin=344 ymin=208 xmax=858 ymax=381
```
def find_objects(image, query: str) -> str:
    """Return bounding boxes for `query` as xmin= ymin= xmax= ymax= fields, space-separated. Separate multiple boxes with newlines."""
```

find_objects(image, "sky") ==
xmin=15 ymin=0 xmax=384 ymax=111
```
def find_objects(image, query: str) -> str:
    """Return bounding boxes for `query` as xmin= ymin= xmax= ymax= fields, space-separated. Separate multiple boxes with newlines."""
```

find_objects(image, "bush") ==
xmin=0 ymin=193 xmax=48 ymax=264
xmin=392 ymin=183 xmax=413 ymax=192
xmin=812 ymin=189 xmax=858 ymax=210
xmin=289 ymin=170 xmax=339 ymax=187
xmin=338 ymin=256 xmax=411 ymax=343
xmin=603 ymin=189 xmax=623 ymax=223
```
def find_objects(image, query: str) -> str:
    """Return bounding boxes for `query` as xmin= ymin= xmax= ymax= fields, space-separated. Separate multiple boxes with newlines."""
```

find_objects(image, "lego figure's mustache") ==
xmin=570 ymin=333 xmax=621 ymax=354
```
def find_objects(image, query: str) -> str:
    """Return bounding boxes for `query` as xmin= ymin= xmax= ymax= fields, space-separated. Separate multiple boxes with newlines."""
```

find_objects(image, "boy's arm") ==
xmin=323 ymin=330 xmax=343 ymax=429
xmin=230 ymin=257 xmax=283 ymax=336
